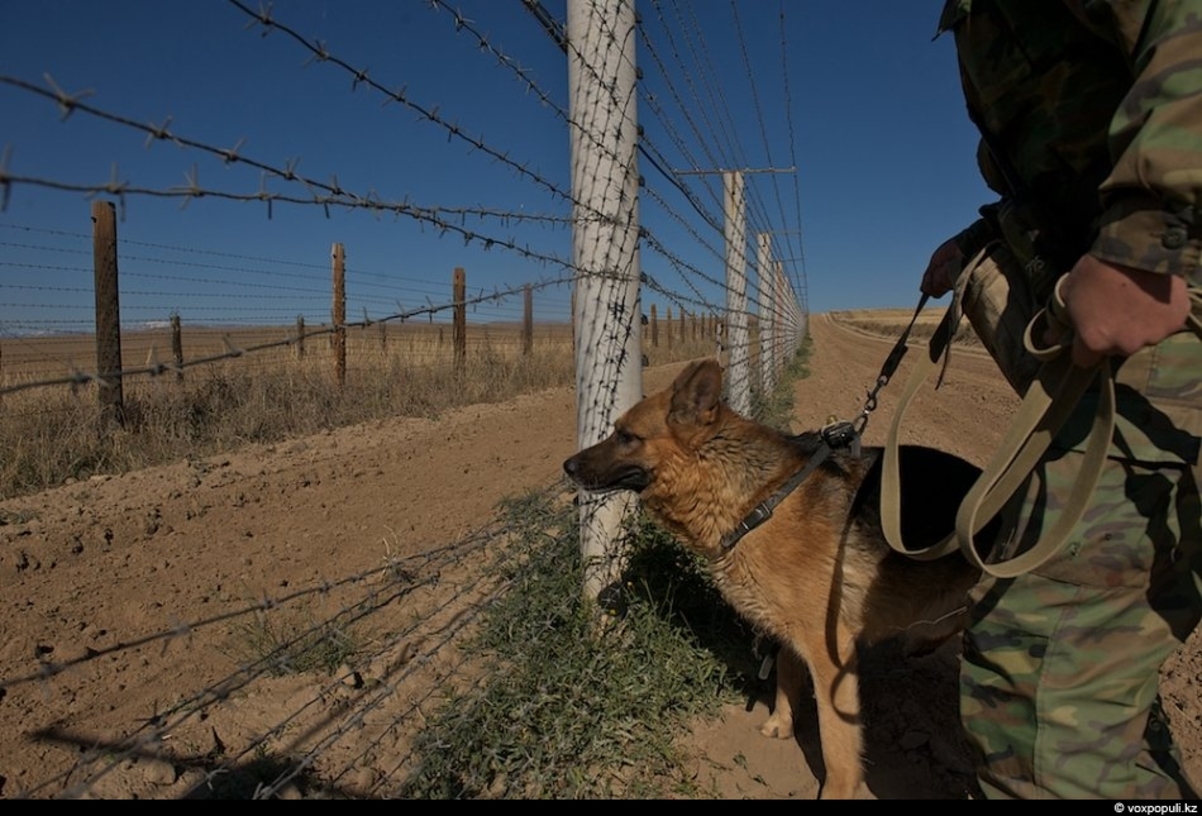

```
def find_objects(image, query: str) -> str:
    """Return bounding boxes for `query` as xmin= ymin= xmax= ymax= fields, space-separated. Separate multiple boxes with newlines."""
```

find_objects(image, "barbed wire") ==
xmin=0 ymin=225 xmax=474 ymax=298
xmin=13 ymin=509 xmax=516 ymax=798
xmin=1 ymin=27 xmax=787 ymax=349
xmin=640 ymin=1 xmax=786 ymax=257
xmin=729 ymin=0 xmax=802 ymax=303
xmin=777 ymin=0 xmax=809 ymax=312
xmin=0 ymin=154 xmax=581 ymax=244
xmin=425 ymin=0 xmax=569 ymax=123
xmin=0 ymin=3 xmax=810 ymax=793
xmin=224 ymin=0 xmax=576 ymax=207
xmin=671 ymin=1 xmax=785 ymax=249
xmin=511 ymin=0 xmax=727 ymax=240
xmin=8 ymin=479 xmax=672 ymax=801
xmin=0 ymin=272 xmax=579 ymax=396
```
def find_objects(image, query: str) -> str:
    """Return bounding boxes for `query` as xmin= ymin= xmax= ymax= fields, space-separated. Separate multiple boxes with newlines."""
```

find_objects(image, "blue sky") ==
xmin=1 ymin=1 xmax=994 ymax=334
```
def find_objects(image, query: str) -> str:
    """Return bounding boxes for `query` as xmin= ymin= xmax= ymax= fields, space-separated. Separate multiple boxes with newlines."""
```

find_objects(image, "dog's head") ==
xmin=562 ymin=358 xmax=725 ymax=493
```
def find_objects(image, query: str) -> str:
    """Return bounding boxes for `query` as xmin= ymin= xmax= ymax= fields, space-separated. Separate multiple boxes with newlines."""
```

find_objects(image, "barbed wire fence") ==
xmin=0 ymin=0 xmax=808 ymax=798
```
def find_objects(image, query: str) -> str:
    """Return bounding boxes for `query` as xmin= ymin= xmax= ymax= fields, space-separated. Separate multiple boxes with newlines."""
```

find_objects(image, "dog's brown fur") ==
xmin=563 ymin=359 xmax=982 ymax=799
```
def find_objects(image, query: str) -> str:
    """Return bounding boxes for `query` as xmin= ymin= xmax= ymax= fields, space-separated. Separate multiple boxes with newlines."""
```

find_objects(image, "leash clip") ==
xmin=821 ymin=419 xmax=861 ymax=456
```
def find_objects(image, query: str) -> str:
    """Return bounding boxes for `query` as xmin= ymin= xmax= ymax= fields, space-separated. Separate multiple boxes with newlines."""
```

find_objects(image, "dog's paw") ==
xmin=759 ymin=714 xmax=794 ymax=740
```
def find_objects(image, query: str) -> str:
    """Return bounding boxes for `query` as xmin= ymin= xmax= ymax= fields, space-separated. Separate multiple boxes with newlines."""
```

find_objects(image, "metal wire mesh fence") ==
xmin=0 ymin=0 xmax=809 ymax=798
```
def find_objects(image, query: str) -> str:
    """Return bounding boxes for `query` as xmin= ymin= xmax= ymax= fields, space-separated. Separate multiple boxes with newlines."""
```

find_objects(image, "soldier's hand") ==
xmin=1058 ymin=255 xmax=1190 ymax=368
xmin=921 ymin=237 xmax=963 ymax=298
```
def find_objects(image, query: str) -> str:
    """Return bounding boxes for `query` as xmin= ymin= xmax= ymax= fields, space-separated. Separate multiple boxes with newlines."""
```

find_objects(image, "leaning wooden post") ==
xmin=522 ymin=283 xmax=534 ymax=357
xmin=332 ymin=243 xmax=346 ymax=388
xmin=92 ymin=201 xmax=124 ymax=430
xmin=452 ymin=267 xmax=466 ymax=374
xmin=170 ymin=313 xmax=184 ymax=382
xmin=295 ymin=315 xmax=305 ymax=359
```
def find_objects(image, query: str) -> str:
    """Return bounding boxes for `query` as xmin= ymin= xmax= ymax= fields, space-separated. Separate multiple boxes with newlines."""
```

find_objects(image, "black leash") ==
xmin=718 ymin=430 xmax=839 ymax=551
xmin=849 ymin=292 xmax=931 ymax=437
xmin=719 ymin=295 xmax=931 ymax=554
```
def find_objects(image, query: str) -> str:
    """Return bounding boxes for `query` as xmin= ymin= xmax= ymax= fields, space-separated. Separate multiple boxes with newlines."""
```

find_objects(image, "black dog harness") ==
xmin=717 ymin=300 xmax=931 ymax=554
xmin=717 ymin=420 xmax=860 ymax=552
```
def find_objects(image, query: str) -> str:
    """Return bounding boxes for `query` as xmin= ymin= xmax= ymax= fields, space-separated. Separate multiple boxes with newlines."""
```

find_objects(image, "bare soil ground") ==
xmin=0 ymin=315 xmax=1198 ymax=799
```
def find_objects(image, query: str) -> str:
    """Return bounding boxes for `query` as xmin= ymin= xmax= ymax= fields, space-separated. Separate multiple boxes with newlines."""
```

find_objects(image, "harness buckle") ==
xmin=741 ymin=503 xmax=773 ymax=532
xmin=721 ymin=502 xmax=774 ymax=551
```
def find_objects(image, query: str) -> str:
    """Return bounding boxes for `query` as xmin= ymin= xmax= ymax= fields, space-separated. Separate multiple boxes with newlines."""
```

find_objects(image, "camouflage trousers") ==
xmin=961 ymin=330 xmax=1202 ymax=799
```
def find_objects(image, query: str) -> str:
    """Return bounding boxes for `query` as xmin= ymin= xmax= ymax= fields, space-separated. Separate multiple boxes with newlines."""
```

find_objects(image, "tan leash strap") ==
xmin=881 ymin=249 xmax=985 ymax=562
xmin=883 ymin=267 xmax=1120 ymax=578
xmin=954 ymin=354 xmax=1113 ymax=577
xmin=881 ymin=305 xmax=963 ymax=561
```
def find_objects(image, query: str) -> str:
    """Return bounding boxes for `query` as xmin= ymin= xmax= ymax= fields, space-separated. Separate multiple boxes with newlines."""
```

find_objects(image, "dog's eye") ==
xmin=616 ymin=429 xmax=641 ymax=446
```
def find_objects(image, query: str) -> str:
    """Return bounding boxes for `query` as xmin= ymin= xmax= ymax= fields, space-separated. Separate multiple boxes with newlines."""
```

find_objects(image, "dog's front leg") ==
xmin=760 ymin=645 xmax=804 ymax=740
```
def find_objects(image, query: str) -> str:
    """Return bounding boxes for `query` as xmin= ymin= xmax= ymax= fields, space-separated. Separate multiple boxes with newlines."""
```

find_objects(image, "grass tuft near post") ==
xmin=394 ymin=490 xmax=754 ymax=799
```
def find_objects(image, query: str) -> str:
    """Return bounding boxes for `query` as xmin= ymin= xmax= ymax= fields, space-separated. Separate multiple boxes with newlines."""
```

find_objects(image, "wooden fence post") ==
xmin=170 ymin=313 xmax=184 ymax=381
xmin=92 ymin=201 xmax=124 ymax=430
xmin=650 ymin=304 xmax=658 ymax=348
xmin=666 ymin=307 xmax=673 ymax=350
xmin=332 ymin=243 xmax=346 ymax=387
xmin=453 ymin=267 xmax=466 ymax=374
xmin=296 ymin=315 xmax=305 ymax=359
xmin=522 ymin=283 xmax=533 ymax=357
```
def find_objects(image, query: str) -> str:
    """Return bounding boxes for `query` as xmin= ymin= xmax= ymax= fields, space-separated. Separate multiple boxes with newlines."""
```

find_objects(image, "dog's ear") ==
xmin=668 ymin=359 xmax=723 ymax=428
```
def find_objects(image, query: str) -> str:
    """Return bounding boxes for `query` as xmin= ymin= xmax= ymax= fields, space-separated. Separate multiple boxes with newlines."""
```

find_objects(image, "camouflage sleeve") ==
xmin=1090 ymin=0 xmax=1202 ymax=281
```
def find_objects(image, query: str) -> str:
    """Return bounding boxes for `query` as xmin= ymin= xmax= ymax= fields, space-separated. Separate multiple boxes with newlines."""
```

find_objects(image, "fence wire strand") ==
xmin=0 ymin=0 xmax=809 ymax=798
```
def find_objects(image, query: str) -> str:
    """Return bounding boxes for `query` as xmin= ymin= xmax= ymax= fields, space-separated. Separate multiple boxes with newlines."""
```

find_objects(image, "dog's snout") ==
xmin=563 ymin=455 xmax=580 ymax=479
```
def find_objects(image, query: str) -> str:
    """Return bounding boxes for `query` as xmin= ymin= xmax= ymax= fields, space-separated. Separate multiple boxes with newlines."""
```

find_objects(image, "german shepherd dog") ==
xmin=563 ymin=359 xmax=983 ymax=798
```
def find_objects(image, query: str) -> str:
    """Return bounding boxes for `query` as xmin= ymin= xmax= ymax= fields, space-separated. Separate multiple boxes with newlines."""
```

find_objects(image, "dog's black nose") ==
xmin=563 ymin=457 xmax=579 ymax=479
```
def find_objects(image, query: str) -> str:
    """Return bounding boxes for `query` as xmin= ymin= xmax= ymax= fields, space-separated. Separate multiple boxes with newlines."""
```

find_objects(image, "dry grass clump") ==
xmin=395 ymin=489 xmax=751 ymax=799
xmin=0 ymin=328 xmax=717 ymax=500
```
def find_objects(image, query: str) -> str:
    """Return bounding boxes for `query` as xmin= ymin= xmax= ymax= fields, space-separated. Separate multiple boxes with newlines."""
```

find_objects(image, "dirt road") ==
xmin=0 ymin=315 xmax=1197 ymax=799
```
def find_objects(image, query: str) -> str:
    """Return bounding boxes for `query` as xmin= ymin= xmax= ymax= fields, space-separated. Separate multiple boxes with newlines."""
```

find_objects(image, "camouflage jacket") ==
xmin=938 ymin=0 xmax=1202 ymax=286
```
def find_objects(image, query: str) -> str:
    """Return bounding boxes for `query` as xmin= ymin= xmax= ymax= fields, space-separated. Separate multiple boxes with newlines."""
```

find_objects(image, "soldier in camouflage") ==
xmin=920 ymin=0 xmax=1202 ymax=799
